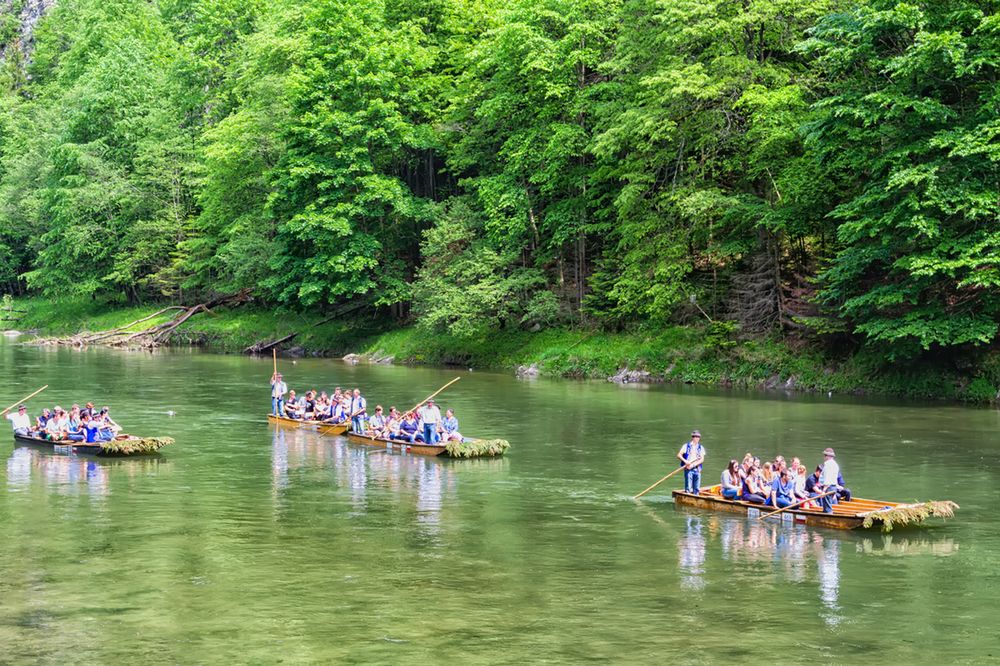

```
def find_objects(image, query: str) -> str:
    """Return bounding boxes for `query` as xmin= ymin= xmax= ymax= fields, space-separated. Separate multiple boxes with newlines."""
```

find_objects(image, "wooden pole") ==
xmin=757 ymin=489 xmax=838 ymax=521
xmin=405 ymin=377 xmax=461 ymax=416
xmin=317 ymin=409 xmax=361 ymax=437
xmin=633 ymin=466 xmax=685 ymax=500
xmin=272 ymin=349 xmax=277 ymax=376
xmin=1 ymin=385 xmax=49 ymax=416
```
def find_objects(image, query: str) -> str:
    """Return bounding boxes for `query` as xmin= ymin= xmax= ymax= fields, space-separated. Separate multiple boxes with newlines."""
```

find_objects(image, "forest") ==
xmin=0 ymin=0 xmax=997 ymax=366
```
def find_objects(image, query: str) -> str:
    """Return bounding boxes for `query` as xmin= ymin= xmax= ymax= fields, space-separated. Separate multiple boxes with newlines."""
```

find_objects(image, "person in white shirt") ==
xmin=5 ymin=405 xmax=32 ymax=436
xmin=271 ymin=372 xmax=288 ymax=416
xmin=818 ymin=447 xmax=841 ymax=514
xmin=350 ymin=390 xmax=367 ymax=433
xmin=366 ymin=405 xmax=388 ymax=438
xmin=45 ymin=406 xmax=70 ymax=441
xmin=417 ymin=399 xmax=442 ymax=444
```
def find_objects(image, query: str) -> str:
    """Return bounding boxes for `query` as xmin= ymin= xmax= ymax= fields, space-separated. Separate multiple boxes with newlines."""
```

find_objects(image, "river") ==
xmin=0 ymin=338 xmax=997 ymax=663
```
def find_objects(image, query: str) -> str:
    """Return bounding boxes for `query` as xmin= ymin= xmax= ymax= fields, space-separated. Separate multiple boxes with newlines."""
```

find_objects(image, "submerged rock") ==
xmin=343 ymin=353 xmax=360 ymax=364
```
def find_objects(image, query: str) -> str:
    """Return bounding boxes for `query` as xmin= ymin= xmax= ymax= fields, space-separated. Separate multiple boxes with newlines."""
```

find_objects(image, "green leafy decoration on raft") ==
xmin=445 ymin=439 xmax=510 ymax=458
xmin=99 ymin=437 xmax=175 ymax=456
xmin=862 ymin=501 xmax=959 ymax=532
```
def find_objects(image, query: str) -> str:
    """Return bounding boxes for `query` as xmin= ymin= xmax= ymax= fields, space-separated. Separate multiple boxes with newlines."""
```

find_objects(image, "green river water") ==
xmin=0 ymin=338 xmax=998 ymax=664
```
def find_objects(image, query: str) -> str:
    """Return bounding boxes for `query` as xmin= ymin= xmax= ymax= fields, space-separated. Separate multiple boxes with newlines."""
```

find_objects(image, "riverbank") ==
xmin=7 ymin=296 xmax=1000 ymax=403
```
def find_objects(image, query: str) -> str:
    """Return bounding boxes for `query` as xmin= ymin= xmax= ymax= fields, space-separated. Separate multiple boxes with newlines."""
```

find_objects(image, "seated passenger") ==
xmin=366 ymin=405 xmax=388 ymax=437
xmin=84 ymin=415 xmax=102 ymax=443
xmin=396 ymin=412 xmax=422 ymax=442
xmin=384 ymin=415 xmax=401 ymax=440
xmin=300 ymin=391 xmax=317 ymax=420
xmin=92 ymin=411 xmax=115 ymax=441
xmin=761 ymin=462 xmax=775 ymax=487
xmin=804 ymin=466 xmax=822 ymax=496
xmin=741 ymin=464 xmax=767 ymax=504
xmin=836 ymin=471 xmax=852 ymax=502
xmin=101 ymin=407 xmax=122 ymax=434
xmin=440 ymin=409 xmax=463 ymax=442
xmin=283 ymin=391 xmax=302 ymax=418
xmin=720 ymin=460 xmax=741 ymax=500
xmin=36 ymin=407 xmax=52 ymax=432
xmin=770 ymin=468 xmax=796 ymax=508
xmin=319 ymin=397 xmax=337 ymax=422
xmin=794 ymin=464 xmax=817 ymax=509
xmin=66 ymin=407 xmax=85 ymax=442
xmin=326 ymin=397 xmax=348 ymax=423
xmin=45 ymin=407 xmax=69 ymax=441
xmin=314 ymin=394 xmax=329 ymax=418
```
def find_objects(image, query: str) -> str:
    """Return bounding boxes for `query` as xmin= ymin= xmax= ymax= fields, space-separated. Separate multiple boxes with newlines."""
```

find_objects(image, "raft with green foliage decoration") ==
xmin=345 ymin=431 xmax=509 ymax=458
xmin=672 ymin=485 xmax=958 ymax=531
xmin=13 ymin=432 xmax=174 ymax=456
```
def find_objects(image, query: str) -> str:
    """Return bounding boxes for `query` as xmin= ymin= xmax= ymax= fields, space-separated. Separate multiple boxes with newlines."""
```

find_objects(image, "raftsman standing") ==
xmin=677 ymin=430 xmax=706 ymax=495
xmin=818 ymin=447 xmax=841 ymax=514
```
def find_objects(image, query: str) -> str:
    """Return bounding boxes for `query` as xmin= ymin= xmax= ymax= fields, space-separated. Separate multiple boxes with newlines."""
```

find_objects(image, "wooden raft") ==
xmin=672 ymin=484 xmax=957 ymax=531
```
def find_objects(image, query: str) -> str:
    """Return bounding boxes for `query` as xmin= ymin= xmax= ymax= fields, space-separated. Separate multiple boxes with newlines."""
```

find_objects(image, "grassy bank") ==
xmin=6 ymin=296 xmax=999 ymax=403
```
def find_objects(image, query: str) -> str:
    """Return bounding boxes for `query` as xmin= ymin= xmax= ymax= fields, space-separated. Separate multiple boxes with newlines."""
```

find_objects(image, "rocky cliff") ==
xmin=0 ymin=0 xmax=56 ymax=66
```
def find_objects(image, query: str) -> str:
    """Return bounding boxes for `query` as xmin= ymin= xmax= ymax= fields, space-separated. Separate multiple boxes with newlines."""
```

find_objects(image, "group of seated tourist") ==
xmin=5 ymin=402 xmax=121 ymax=442
xmin=361 ymin=401 xmax=465 ymax=444
xmin=280 ymin=386 xmax=362 ymax=424
xmin=719 ymin=452 xmax=850 ymax=510
xmin=270 ymin=372 xmax=466 ymax=444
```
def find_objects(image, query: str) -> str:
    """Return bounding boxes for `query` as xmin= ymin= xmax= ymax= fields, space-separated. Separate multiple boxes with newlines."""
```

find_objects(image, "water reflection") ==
xmin=816 ymin=536 xmax=841 ymax=626
xmin=856 ymin=535 xmax=959 ymax=557
xmin=6 ymin=445 xmax=167 ymax=497
xmin=269 ymin=427 xmax=506 ymax=540
xmin=677 ymin=516 xmax=706 ymax=590
xmin=676 ymin=511 xmax=958 ymax=628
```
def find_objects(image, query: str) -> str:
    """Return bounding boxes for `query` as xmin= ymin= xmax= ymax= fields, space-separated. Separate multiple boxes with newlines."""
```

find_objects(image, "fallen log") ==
xmin=245 ymin=333 xmax=297 ymax=355
xmin=25 ymin=291 xmax=252 ymax=349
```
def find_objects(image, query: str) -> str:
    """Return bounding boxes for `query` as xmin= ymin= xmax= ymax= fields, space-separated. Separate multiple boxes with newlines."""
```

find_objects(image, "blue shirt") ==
xmin=351 ymin=396 xmax=366 ymax=415
xmin=772 ymin=477 xmax=795 ymax=502
xmin=678 ymin=441 xmax=705 ymax=472
xmin=442 ymin=416 xmax=459 ymax=433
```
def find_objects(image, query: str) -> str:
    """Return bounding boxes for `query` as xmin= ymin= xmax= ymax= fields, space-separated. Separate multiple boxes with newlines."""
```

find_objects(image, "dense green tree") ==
xmin=8 ymin=0 xmax=196 ymax=301
xmin=443 ymin=0 xmax=619 ymax=318
xmin=804 ymin=0 xmax=1000 ymax=352
xmin=0 ymin=0 xmax=998 ymax=363
xmin=588 ymin=0 xmax=838 ymax=327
